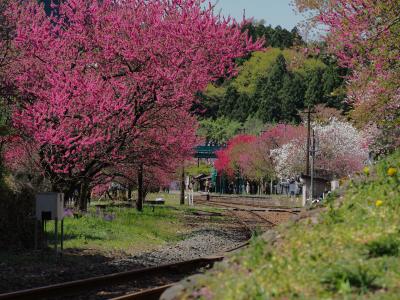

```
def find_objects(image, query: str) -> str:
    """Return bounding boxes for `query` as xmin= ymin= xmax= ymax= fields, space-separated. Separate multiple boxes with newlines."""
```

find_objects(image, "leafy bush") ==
xmin=322 ymin=263 xmax=379 ymax=294
xmin=366 ymin=234 xmax=400 ymax=258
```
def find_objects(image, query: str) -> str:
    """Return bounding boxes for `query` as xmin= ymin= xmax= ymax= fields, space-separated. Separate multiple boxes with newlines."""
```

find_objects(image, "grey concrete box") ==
xmin=35 ymin=193 xmax=64 ymax=220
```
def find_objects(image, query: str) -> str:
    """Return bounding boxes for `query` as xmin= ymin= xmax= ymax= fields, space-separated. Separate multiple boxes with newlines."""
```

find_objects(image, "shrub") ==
xmin=0 ymin=184 xmax=36 ymax=250
xmin=366 ymin=234 xmax=400 ymax=258
xmin=321 ymin=263 xmax=379 ymax=294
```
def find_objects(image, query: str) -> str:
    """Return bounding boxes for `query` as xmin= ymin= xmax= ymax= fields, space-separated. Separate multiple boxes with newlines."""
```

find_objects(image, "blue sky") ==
xmin=212 ymin=0 xmax=304 ymax=29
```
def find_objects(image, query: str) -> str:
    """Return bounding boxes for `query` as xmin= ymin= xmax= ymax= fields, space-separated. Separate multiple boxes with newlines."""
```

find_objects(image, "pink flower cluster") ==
xmin=3 ymin=0 xmax=261 ymax=188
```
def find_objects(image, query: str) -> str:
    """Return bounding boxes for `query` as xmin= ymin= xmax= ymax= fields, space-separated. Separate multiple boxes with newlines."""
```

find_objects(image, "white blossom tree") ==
xmin=271 ymin=119 xmax=369 ymax=179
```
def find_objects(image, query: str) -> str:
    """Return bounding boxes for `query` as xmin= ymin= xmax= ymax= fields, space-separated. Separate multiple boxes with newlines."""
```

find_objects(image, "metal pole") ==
xmin=310 ymin=129 xmax=315 ymax=203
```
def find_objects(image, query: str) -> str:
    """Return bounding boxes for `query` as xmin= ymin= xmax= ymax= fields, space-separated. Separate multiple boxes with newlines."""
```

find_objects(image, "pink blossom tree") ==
xmin=215 ymin=125 xmax=307 ymax=193
xmin=215 ymin=134 xmax=257 ymax=178
xmin=6 ymin=0 xmax=261 ymax=209
xmin=294 ymin=0 xmax=400 ymax=153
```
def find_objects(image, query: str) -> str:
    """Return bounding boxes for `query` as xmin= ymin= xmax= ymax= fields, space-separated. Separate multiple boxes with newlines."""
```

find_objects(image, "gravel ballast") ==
xmin=0 ymin=211 xmax=248 ymax=294
xmin=111 ymin=227 xmax=248 ymax=268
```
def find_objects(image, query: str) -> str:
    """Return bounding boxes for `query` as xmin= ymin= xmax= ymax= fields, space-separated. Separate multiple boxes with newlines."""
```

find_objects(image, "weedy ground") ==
xmin=181 ymin=150 xmax=400 ymax=300
xmin=43 ymin=193 xmax=223 ymax=254
xmin=0 ymin=193 xmax=239 ymax=293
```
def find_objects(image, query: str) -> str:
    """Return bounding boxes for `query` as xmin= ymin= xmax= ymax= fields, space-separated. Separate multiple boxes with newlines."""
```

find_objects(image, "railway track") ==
xmin=106 ymin=243 xmax=251 ymax=300
xmin=195 ymin=199 xmax=301 ymax=233
xmin=0 ymin=213 xmax=251 ymax=300
xmin=107 ymin=205 xmax=275 ymax=300
xmin=194 ymin=198 xmax=301 ymax=214
xmin=0 ymin=202 xmax=295 ymax=300
xmin=0 ymin=255 xmax=228 ymax=300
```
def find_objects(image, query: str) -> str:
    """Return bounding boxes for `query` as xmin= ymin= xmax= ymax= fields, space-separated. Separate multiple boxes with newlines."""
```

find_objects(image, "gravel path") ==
xmin=111 ymin=227 xmax=248 ymax=268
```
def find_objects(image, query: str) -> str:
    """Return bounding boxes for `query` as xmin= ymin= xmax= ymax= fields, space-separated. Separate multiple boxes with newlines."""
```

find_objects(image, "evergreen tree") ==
xmin=233 ymin=93 xmax=252 ymax=122
xmin=322 ymin=65 xmax=345 ymax=109
xmin=257 ymin=54 xmax=288 ymax=122
xmin=242 ymin=22 xmax=303 ymax=48
xmin=279 ymin=73 xmax=306 ymax=122
xmin=305 ymin=69 xmax=324 ymax=107
xmin=291 ymin=27 xmax=303 ymax=46
xmin=194 ymin=91 xmax=220 ymax=119
xmin=219 ymin=85 xmax=239 ymax=119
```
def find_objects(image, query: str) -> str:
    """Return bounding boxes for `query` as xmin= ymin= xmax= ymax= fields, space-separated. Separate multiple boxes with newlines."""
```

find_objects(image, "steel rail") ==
xmin=110 ymin=284 xmax=175 ymax=300
xmin=0 ymin=241 xmax=250 ymax=300
xmin=194 ymin=199 xmax=300 ymax=230
xmin=194 ymin=199 xmax=300 ymax=215
xmin=0 ymin=257 xmax=224 ymax=300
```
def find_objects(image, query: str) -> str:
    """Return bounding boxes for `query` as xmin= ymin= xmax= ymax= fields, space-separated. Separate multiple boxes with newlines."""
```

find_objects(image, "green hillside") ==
xmin=181 ymin=150 xmax=400 ymax=299
xmin=200 ymin=47 xmax=345 ymax=125
xmin=232 ymin=48 xmax=326 ymax=96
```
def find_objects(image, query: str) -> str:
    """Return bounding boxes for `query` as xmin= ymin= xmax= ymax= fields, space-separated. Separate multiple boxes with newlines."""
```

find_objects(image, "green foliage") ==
xmin=200 ymin=47 xmax=345 ymax=124
xmin=242 ymin=116 xmax=265 ymax=135
xmin=186 ymin=162 xmax=212 ymax=177
xmin=322 ymin=263 xmax=379 ymax=294
xmin=182 ymin=150 xmax=400 ymax=299
xmin=233 ymin=48 xmax=283 ymax=95
xmin=198 ymin=117 xmax=242 ymax=145
xmin=243 ymin=22 xmax=304 ymax=49
xmin=305 ymin=68 xmax=325 ymax=107
xmin=218 ymin=86 xmax=253 ymax=122
xmin=257 ymin=54 xmax=287 ymax=123
xmin=279 ymin=73 xmax=305 ymax=122
xmin=366 ymin=234 xmax=400 ymax=258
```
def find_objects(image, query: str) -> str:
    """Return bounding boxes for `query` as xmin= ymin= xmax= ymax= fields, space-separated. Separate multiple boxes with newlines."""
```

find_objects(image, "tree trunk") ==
xmin=180 ymin=167 xmax=185 ymax=205
xmin=127 ymin=186 xmax=132 ymax=203
xmin=270 ymin=179 xmax=273 ymax=195
xmin=79 ymin=182 xmax=89 ymax=211
xmin=136 ymin=164 xmax=144 ymax=211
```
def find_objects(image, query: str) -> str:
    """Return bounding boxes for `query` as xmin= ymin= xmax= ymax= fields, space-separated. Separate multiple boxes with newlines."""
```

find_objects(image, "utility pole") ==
xmin=306 ymin=105 xmax=312 ymax=175
xmin=310 ymin=129 xmax=315 ymax=202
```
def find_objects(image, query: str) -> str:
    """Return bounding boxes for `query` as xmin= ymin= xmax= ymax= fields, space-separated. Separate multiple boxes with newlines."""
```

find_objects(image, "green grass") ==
xmin=181 ymin=150 xmax=400 ymax=299
xmin=45 ymin=193 xmax=195 ymax=254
